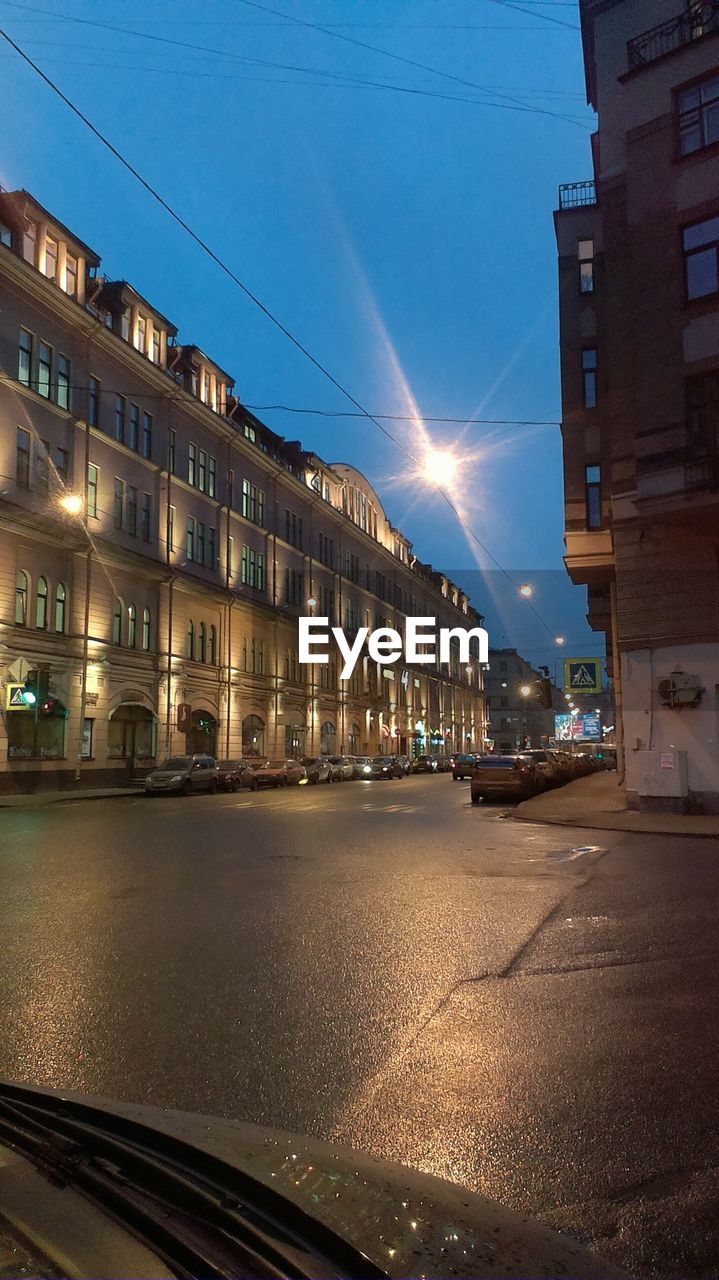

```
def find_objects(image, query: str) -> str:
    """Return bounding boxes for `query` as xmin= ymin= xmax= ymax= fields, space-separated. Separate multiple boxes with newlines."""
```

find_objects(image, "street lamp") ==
xmin=554 ymin=635 xmax=565 ymax=646
xmin=59 ymin=492 xmax=83 ymax=515
xmin=518 ymin=583 xmax=534 ymax=599
xmin=306 ymin=596 xmax=317 ymax=608
xmin=519 ymin=684 xmax=532 ymax=698
xmin=422 ymin=448 xmax=457 ymax=487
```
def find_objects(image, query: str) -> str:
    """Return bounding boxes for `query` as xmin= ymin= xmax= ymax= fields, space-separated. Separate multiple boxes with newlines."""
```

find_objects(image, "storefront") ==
xmin=284 ymin=722 xmax=305 ymax=756
xmin=242 ymin=714 xmax=265 ymax=758
xmin=5 ymin=681 xmax=68 ymax=763
xmin=107 ymin=703 xmax=157 ymax=772
xmin=184 ymin=708 xmax=217 ymax=757
xmin=320 ymin=721 xmax=336 ymax=755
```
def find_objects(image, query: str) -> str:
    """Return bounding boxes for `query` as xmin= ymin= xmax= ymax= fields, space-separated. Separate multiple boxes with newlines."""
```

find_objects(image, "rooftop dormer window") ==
xmin=0 ymin=223 xmax=10 ymax=248
xmin=151 ymin=327 xmax=161 ymax=365
xmin=23 ymin=219 xmax=37 ymax=265
xmin=65 ymin=253 xmax=78 ymax=298
xmin=135 ymin=314 xmax=147 ymax=354
xmin=44 ymin=234 xmax=58 ymax=281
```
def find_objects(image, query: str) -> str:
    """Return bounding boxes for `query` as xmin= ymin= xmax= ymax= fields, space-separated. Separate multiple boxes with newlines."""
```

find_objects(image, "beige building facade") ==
xmin=555 ymin=0 xmax=719 ymax=811
xmin=0 ymin=188 xmax=486 ymax=791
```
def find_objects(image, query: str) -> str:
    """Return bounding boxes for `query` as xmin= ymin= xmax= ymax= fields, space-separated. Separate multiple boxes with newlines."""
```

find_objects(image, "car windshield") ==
xmin=217 ymin=760 xmax=237 ymax=770
xmin=371 ymin=757 xmax=389 ymax=764
xmin=266 ymin=760 xmax=286 ymax=768
xmin=477 ymin=757 xmax=516 ymax=767
xmin=158 ymin=757 xmax=191 ymax=770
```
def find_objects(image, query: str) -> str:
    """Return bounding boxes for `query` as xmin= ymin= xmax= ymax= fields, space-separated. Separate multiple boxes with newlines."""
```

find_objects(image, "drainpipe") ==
xmin=610 ymin=576 xmax=624 ymax=784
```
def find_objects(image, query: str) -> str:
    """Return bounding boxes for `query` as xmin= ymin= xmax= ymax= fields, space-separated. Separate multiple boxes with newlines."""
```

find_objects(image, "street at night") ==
xmin=2 ymin=776 xmax=718 ymax=1277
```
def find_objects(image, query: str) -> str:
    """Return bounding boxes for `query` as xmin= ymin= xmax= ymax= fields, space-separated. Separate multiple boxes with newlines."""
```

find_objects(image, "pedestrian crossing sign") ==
xmin=564 ymin=658 xmax=602 ymax=694
xmin=6 ymin=683 xmax=31 ymax=711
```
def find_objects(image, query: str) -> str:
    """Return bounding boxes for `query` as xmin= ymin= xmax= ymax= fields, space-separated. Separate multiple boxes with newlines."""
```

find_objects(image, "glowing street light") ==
xmin=519 ymin=684 xmax=532 ymax=698
xmin=518 ymin=583 xmax=534 ymax=599
xmin=422 ymin=449 xmax=457 ymax=487
xmin=306 ymin=596 xmax=317 ymax=608
xmin=554 ymin=635 xmax=566 ymax=646
xmin=59 ymin=492 xmax=83 ymax=515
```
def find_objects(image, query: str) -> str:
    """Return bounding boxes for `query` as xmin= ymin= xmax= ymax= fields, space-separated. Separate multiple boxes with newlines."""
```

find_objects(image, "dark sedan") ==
xmin=451 ymin=752 xmax=478 ymax=780
xmin=365 ymin=755 xmax=404 ymax=779
xmin=216 ymin=759 xmax=259 ymax=792
xmin=412 ymin=754 xmax=438 ymax=773
xmin=470 ymin=754 xmax=543 ymax=804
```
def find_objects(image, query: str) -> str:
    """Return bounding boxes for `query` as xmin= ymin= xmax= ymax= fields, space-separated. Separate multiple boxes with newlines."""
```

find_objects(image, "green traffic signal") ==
xmin=20 ymin=688 xmax=37 ymax=706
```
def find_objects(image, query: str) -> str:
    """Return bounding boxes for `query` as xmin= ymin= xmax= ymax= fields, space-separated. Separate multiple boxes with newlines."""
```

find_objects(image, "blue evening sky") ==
xmin=0 ymin=0 xmax=605 ymax=679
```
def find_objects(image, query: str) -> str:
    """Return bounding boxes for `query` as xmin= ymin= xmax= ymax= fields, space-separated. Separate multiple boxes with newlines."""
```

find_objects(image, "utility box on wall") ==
xmin=636 ymin=750 xmax=688 ymax=809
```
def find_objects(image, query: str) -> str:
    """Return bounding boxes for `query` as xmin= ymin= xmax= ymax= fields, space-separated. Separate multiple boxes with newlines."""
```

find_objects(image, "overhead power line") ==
xmin=482 ymin=0 xmax=580 ymax=30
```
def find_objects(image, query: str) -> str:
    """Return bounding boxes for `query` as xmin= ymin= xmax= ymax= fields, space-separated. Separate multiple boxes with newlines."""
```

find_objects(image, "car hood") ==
xmin=146 ymin=769 xmax=186 ymax=779
xmin=1 ymin=1084 xmax=627 ymax=1280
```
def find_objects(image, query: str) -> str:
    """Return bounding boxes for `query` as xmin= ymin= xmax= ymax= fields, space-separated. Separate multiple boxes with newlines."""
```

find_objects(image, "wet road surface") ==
xmin=1 ymin=773 xmax=718 ymax=1277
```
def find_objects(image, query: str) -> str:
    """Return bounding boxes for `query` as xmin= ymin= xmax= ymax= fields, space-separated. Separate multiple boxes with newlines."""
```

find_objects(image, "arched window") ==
xmin=187 ymin=619 xmax=194 ymax=660
xmin=198 ymin=622 xmax=206 ymax=663
xmin=320 ymin=721 xmax=336 ymax=755
xmin=208 ymin=624 xmax=217 ymax=665
xmin=142 ymin=607 xmax=151 ymax=651
xmin=127 ymin=603 xmax=137 ymax=648
xmin=54 ymin=582 xmax=66 ymax=634
xmin=35 ymin=576 xmax=48 ymax=629
xmin=15 ymin=570 xmax=28 ymax=625
xmin=112 ymin=599 xmax=122 ymax=645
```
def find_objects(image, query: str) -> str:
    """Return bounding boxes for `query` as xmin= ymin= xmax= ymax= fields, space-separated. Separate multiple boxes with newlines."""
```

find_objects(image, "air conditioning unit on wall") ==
xmin=657 ymin=672 xmax=703 ymax=708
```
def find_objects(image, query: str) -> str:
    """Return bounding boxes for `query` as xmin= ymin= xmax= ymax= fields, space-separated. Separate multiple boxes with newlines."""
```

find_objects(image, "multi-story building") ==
xmin=554 ymin=0 xmax=719 ymax=811
xmin=485 ymin=648 xmax=562 ymax=752
xmin=0 ymin=188 xmax=486 ymax=791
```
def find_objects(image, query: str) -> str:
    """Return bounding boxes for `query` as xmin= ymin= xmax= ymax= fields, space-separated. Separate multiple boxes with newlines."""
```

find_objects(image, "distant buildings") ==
xmin=554 ymin=0 xmax=719 ymax=811
xmin=485 ymin=649 xmax=563 ymax=752
xmin=0 ymin=187 xmax=486 ymax=791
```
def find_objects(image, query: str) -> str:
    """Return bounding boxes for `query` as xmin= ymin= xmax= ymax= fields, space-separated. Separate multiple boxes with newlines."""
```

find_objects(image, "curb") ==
xmin=513 ymin=812 xmax=719 ymax=840
xmin=0 ymin=789 xmax=145 ymax=810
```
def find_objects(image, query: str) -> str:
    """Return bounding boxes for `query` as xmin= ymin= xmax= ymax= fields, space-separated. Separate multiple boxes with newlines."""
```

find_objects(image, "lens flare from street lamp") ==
xmin=520 ymin=684 xmax=532 ymax=697
xmin=518 ymin=583 xmax=533 ymax=599
xmin=554 ymin=635 xmax=566 ymax=645
xmin=59 ymin=493 xmax=83 ymax=515
xmin=422 ymin=449 xmax=457 ymax=487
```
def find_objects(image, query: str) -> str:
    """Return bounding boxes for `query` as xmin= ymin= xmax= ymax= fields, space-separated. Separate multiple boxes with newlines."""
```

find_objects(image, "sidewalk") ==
xmin=514 ymin=771 xmax=719 ymax=838
xmin=0 ymin=785 xmax=144 ymax=809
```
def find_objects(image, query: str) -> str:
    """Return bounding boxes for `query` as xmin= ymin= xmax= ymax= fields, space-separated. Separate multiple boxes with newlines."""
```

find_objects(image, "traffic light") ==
xmin=539 ymin=677 xmax=553 ymax=709
xmin=39 ymin=696 xmax=67 ymax=719
xmin=21 ymin=670 xmax=38 ymax=706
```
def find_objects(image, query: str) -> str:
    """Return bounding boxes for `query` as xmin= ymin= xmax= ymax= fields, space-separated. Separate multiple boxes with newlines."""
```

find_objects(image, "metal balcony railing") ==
xmin=627 ymin=0 xmax=719 ymax=70
xmin=558 ymin=180 xmax=596 ymax=210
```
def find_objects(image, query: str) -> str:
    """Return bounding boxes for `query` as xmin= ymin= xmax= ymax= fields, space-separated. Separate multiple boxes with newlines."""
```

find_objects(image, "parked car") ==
xmin=366 ymin=756 xmax=404 ymax=779
xmin=470 ymin=755 xmax=542 ymax=804
xmin=412 ymin=754 xmax=438 ymax=773
xmin=451 ymin=753 xmax=477 ymax=781
xmin=301 ymin=755 xmax=333 ymax=784
xmin=216 ymin=759 xmax=260 ymax=792
xmin=328 ymin=754 xmax=354 ymax=781
xmin=434 ymin=755 xmax=453 ymax=772
xmin=144 ymin=754 xmax=219 ymax=797
xmin=391 ymin=754 xmax=412 ymax=775
xmin=352 ymin=755 xmax=373 ymax=778
xmin=518 ymin=749 xmax=561 ymax=789
xmin=253 ymin=758 xmax=306 ymax=788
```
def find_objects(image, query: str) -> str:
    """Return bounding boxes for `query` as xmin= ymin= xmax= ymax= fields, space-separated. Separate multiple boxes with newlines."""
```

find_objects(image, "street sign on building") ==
xmin=176 ymin=702 xmax=192 ymax=732
xmin=563 ymin=657 xmax=602 ymax=694
xmin=5 ymin=683 xmax=32 ymax=711
xmin=555 ymin=712 xmax=601 ymax=741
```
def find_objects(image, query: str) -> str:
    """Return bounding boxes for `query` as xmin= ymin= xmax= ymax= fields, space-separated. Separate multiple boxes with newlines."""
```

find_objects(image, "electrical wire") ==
xmin=482 ymin=0 xmax=580 ymax=30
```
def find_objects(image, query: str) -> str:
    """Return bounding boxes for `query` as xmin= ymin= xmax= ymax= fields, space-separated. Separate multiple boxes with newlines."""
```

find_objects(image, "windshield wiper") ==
xmin=0 ymin=1083 xmax=388 ymax=1280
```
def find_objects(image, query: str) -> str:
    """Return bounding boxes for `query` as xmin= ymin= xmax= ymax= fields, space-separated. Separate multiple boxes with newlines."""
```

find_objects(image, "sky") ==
xmin=0 ymin=0 xmax=605 ymax=681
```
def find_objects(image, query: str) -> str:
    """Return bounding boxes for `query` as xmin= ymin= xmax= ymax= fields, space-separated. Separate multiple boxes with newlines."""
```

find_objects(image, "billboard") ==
xmin=554 ymin=712 xmax=601 ymax=742
xmin=563 ymin=658 xmax=602 ymax=694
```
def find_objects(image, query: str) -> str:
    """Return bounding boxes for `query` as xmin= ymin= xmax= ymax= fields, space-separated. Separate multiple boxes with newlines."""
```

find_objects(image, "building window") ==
xmin=44 ymin=234 xmax=58 ymax=281
xmin=207 ymin=526 xmax=216 ymax=569
xmin=582 ymin=348 xmax=597 ymax=408
xmin=15 ymin=570 xmax=29 ymax=625
xmin=37 ymin=342 xmax=52 ymax=399
xmin=54 ymin=582 xmax=66 ymax=633
xmin=208 ymin=624 xmax=217 ymax=665
xmin=112 ymin=600 xmax=122 ymax=645
xmin=120 ymin=308 xmax=131 ymax=341
xmin=198 ymin=449 xmax=207 ymax=492
xmin=241 ymin=479 xmax=265 ymax=525
xmin=187 ymin=619 xmax=195 ymax=660
xmin=126 ymin=485 xmax=138 ymax=536
xmin=22 ymin=219 xmax=37 ymax=264
xmin=198 ymin=622 xmax=206 ymax=663
xmin=0 ymin=222 xmax=10 ymax=246
xmin=197 ymin=522 xmax=206 ymax=565
xmin=35 ymin=576 xmax=48 ymax=629
xmin=114 ymin=396 xmax=126 ymax=444
xmin=244 ymin=423 xmax=256 ymax=443
xmin=142 ymin=607 xmax=151 ymax=651
xmin=88 ymin=464 xmax=99 ymax=517
xmin=114 ymin=477 xmax=125 ymax=529
xmin=686 ymin=371 xmax=719 ymax=457
xmin=142 ymin=411 xmax=152 ymax=459
xmin=188 ymin=442 xmax=197 ymax=487
xmin=168 ymin=428 xmax=176 ymax=474
xmin=16 ymin=428 xmax=31 ymax=487
xmin=285 ymin=509 xmax=303 ymax=548
xmin=54 ymin=447 xmax=69 ymax=486
xmin=683 ymin=215 xmax=719 ymax=301
xmin=284 ymin=567 xmax=304 ymax=604
xmin=127 ymin=604 xmax=137 ymax=648
xmin=57 ymin=355 xmax=70 ymax=410
xmin=18 ymin=329 xmax=33 ymax=386
xmin=136 ymin=315 xmax=146 ymax=354
xmin=585 ymin=465 xmax=601 ymax=529
xmin=241 ymin=546 xmax=265 ymax=590
xmin=36 ymin=440 xmax=49 ymax=493
xmin=578 ymin=238 xmax=594 ymax=293
xmin=141 ymin=493 xmax=152 ymax=542
xmin=678 ymin=75 xmax=719 ymax=156
xmin=151 ymin=328 xmax=161 ymax=364
xmin=65 ymin=253 xmax=78 ymax=298
xmin=88 ymin=377 xmax=100 ymax=427
xmin=186 ymin=517 xmax=195 ymax=562
xmin=128 ymin=403 xmax=140 ymax=452
xmin=208 ymin=455 xmax=216 ymax=498
xmin=168 ymin=505 xmax=175 ymax=553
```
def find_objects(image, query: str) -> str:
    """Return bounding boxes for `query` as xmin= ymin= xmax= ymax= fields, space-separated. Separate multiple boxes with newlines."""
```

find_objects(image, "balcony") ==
xmin=627 ymin=0 xmax=719 ymax=71
xmin=558 ymin=180 xmax=596 ymax=210
xmin=635 ymin=422 xmax=718 ymax=512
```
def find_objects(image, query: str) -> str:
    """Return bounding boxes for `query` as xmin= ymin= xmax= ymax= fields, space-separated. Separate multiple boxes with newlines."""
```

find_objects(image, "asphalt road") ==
xmin=1 ymin=773 xmax=718 ymax=1278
